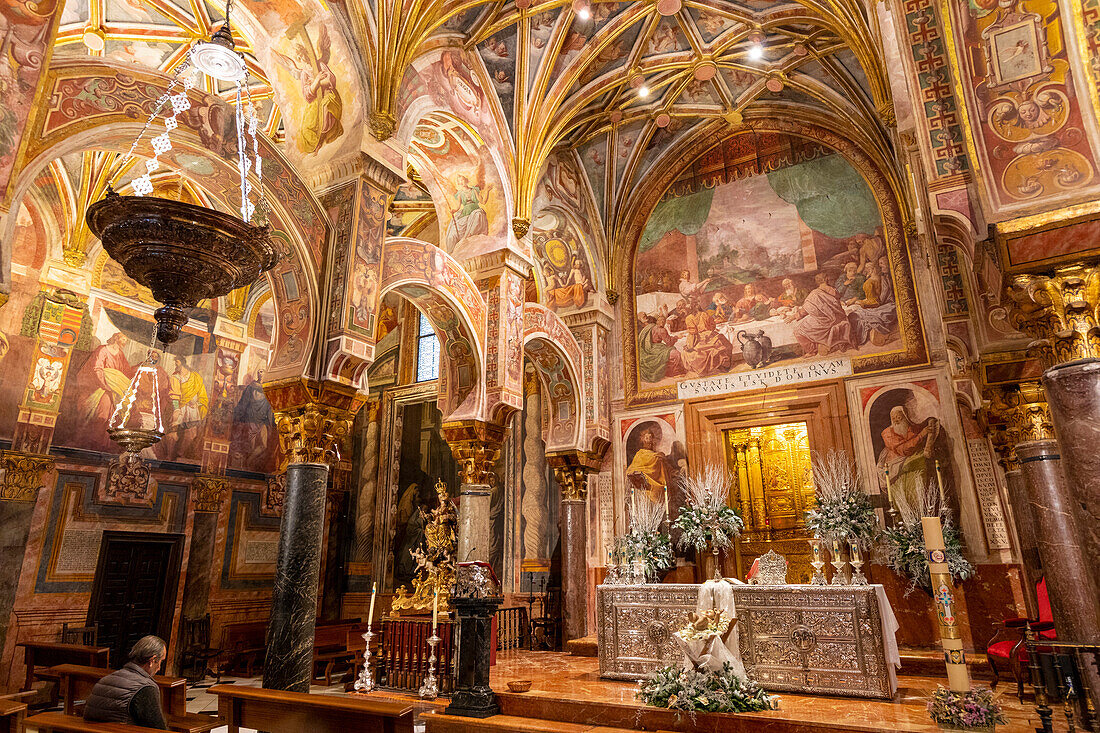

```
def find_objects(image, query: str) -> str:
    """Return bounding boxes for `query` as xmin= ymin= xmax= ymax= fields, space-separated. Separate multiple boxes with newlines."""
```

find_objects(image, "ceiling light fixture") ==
xmin=189 ymin=0 xmax=246 ymax=82
xmin=638 ymin=85 xmax=650 ymax=98
xmin=577 ymin=5 xmax=591 ymax=20
xmin=748 ymin=43 xmax=763 ymax=61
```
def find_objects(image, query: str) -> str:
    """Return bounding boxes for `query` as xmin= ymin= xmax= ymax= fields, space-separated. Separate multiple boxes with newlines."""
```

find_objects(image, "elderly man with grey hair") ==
xmin=83 ymin=635 xmax=168 ymax=729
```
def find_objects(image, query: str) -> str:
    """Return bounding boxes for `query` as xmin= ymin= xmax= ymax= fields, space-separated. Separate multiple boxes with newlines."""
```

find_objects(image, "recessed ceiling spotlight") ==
xmin=638 ymin=85 xmax=650 ymax=98
xmin=748 ymin=43 xmax=764 ymax=61
xmin=577 ymin=5 xmax=591 ymax=20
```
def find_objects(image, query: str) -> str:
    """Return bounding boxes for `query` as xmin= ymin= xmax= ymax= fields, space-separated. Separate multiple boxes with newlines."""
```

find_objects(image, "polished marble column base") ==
xmin=263 ymin=462 xmax=329 ymax=693
xmin=445 ymin=595 xmax=502 ymax=718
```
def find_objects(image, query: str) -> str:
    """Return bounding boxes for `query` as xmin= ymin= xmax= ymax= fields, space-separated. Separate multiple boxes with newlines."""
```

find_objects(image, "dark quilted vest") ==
xmin=83 ymin=663 xmax=159 ymax=724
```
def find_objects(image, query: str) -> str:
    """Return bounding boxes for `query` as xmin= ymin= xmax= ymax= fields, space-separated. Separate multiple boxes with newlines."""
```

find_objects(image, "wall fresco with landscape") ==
xmin=632 ymin=135 xmax=907 ymax=391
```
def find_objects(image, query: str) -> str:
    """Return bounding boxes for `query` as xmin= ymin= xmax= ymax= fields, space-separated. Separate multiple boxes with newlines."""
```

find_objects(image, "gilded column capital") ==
xmin=274 ymin=402 xmax=355 ymax=468
xmin=441 ymin=420 xmax=505 ymax=486
xmin=511 ymin=217 xmax=530 ymax=237
xmin=1005 ymin=264 xmax=1100 ymax=366
xmin=0 ymin=450 xmax=54 ymax=502
xmin=983 ymin=381 xmax=1056 ymax=446
xmin=547 ymin=450 xmax=601 ymax=501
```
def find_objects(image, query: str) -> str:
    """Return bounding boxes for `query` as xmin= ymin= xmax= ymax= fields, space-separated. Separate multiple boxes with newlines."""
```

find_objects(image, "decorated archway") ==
xmin=522 ymin=303 xmax=587 ymax=453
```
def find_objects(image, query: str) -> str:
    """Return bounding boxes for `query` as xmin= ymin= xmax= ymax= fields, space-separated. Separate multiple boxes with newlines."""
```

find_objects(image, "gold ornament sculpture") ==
xmin=391 ymin=479 xmax=456 ymax=615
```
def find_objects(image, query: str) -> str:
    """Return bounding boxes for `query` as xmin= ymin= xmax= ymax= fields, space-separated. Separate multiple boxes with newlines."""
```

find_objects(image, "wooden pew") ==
xmin=25 ymin=711 xmax=164 ymax=732
xmin=312 ymin=621 xmax=368 ymax=685
xmin=47 ymin=665 xmax=215 ymax=733
xmin=19 ymin=643 xmax=111 ymax=693
xmin=0 ymin=699 xmax=26 ymax=733
xmin=212 ymin=684 xmax=415 ymax=733
xmin=218 ymin=621 xmax=267 ymax=676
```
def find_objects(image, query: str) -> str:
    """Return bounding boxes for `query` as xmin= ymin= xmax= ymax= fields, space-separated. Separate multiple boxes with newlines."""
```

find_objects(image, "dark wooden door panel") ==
xmin=88 ymin=532 xmax=183 ymax=667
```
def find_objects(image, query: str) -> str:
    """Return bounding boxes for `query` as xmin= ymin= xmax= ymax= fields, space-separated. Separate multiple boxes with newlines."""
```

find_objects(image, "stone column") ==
xmin=547 ymin=453 xmax=595 ymax=643
xmin=520 ymin=373 xmax=549 ymax=560
xmin=0 ymin=454 xmax=53 ymax=655
xmin=987 ymin=371 xmax=1100 ymax=710
xmin=441 ymin=419 xmax=506 ymax=563
xmin=262 ymin=384 xmax=358 ymax=692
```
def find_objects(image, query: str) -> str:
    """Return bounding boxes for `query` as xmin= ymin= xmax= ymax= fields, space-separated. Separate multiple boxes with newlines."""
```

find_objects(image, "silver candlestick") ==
xmin=830 ymin=539 xmax=849 ymax=585
xmin=810 ymin=536 xmax=827 ymax=585
xmin=419 ymin=633 xmax=441 ymax=699
xmin=354 ymin=629 xmax=375 ymax=693
xmin=848 ymin=538 xmax=868 ymax=585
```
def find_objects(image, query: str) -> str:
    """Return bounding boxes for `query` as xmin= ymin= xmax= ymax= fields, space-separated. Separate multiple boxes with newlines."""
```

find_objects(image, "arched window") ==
xmin=415 ymin=311 xmax=440 ymax=382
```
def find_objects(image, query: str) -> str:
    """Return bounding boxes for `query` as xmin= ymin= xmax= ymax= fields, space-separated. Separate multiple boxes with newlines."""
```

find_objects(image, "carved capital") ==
xmin=606 ymin=288 xmax=620 ymax=305
xmin=1005 ymin=264 xmax=1100 ymax=366
xmin=62 ymin=246 xmax=87 ymax=268
xmin=441 ymin=420 xmax=505 ymax=486
xmin=192 ymin=474 xmax=229 ymax=513
xmin=369 ymin=111 xmax=396 ymax=141
xmin=984 ymin=381 xmax=1056 ymax=446
xmin=511 ymin=217 xmax=530 ymax=238
xmin=0 ymin=450 xmax=54 ymax=502
xmin=274 ymin=403 xmax=355 ymax=468
xmin=547 ymin=450 xmax=600 ymax=501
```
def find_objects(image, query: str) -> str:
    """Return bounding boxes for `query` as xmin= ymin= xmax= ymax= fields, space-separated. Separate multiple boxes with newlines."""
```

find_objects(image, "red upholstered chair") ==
xmin=986 ymin=577 xmax=1057 ymax=701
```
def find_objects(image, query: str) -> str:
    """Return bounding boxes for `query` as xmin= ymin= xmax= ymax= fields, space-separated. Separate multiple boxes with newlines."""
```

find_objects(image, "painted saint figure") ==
xmin=79 ymin=333 xmax=136 ymax=451
xmin=274 ymin=26 xmax=344 ymax=154
xmin=444 ymin=173 xmax=490 ymax=250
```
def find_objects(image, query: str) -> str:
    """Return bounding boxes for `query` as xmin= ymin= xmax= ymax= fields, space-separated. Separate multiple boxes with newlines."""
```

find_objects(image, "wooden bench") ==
xmin=0 ymin=699 xmax=26 ymax=733
xmin=19 ymin=643 xmax=111 ymax=693
xmin=218 ymin=621 xmax=268 ymax=676
xmin=25 ymin=711 xmax=164 ymax=732
xmin=312 ymin=622 xmax=368 ymax=685
xmin=212 ymin=684 xmax=415 ymax=733
xmin=46 ymin=665 xmax=215 ymax=733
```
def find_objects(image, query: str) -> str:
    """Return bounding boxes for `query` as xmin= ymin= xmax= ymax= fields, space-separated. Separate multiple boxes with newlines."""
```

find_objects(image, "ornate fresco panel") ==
xmin=624 ymin=130 xmax=927 ymax=406
xmin=945 ymin=0 xmax=1100 ymax=216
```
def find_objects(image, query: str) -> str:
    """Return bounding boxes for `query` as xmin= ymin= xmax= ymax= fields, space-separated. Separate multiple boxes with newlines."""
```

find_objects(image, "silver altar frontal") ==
xmin=596 ymin=583 xmax=899 ymax=700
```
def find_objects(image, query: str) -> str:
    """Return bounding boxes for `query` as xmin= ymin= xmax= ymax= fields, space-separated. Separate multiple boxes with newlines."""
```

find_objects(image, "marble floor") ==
xmin=180 ymin=651 xmax=1076 ymax=733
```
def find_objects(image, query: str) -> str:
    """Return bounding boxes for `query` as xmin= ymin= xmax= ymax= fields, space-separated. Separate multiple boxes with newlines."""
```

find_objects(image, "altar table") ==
xmin=596 ymin=583 xmax=900 ymax=700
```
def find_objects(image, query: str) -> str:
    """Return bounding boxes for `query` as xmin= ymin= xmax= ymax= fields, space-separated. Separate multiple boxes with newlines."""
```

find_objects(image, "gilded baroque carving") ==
xmin=441 ymin=420 xmax=505 ymax=486
xmin=192 ymin=474 xmax=229 ymax=513
xmin=1006 ymin=264 xmax=1100 ymax=366
xmin=0 ymin=450 xmax=54 ymax=502
xmin=984 ymin=381 xmax=1056 ymax=446
xmin=547 ymin=450 xmax=601 ymax=501
xmin=511 ymin=217 xmax=530 ymax=238
xmin=274 ymin=403 xmax=355 ymax=467
xmin=369 ymin=111 xmax=397 ymax=141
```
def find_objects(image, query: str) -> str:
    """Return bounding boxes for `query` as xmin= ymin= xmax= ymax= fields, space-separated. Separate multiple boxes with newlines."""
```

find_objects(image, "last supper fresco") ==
xmin=632 ymin=134 xmax=911 ymax=390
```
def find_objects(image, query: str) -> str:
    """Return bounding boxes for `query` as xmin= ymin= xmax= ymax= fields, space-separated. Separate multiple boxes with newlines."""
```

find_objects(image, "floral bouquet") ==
xmin=927 ymin=686 xmax=1006 ymax=731
xmin=614 ymin=494 xmax=674 ymax=582
xmin=637 ymin=663 xmax=777 ymax=713
xmin=881 ymin=480 xmax=973 ymax=595
xmin=673 ymin=464 xmax=744 ymax=578
xmin=804 ymin=450 xmax=878 ymax=547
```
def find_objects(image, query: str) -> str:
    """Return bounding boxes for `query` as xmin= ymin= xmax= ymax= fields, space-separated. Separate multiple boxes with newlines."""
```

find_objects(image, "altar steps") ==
xmin=565 ymin=634 xmax=598 ymax=657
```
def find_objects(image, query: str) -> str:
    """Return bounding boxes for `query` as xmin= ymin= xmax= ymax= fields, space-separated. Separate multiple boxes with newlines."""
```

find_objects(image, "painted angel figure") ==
xmin=274 ymin=26 xmax=344 ymax=154
xmin=442 ymin=159 xmax=492 ymax=250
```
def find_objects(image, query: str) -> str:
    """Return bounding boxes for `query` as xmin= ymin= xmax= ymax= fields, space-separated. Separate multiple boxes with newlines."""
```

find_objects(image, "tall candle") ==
xmin=663 ymin=487 xmax=670 ymax=524
xmin=432 ymin=588 xmax=439 ymax=635
xmin=832 ymin=538 xmax=841 ymax=557
xmin=811 ymin=538 xmax=822 ymax=562
xmin=934 ymin=460 xmax=945 ymax=505
xmin=848 ymin=536 xmax=860 ymax=560
xmin=884 ymin=466 xmax=895 ymax=506
xmin=367 ymin=581 xmax=377 ymax=631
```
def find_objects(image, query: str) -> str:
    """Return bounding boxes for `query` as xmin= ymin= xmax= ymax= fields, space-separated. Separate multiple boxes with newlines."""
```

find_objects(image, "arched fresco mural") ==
xmin=380 ymin=237 xmax=487 ymax=421
xmin=5 ymin=59 xmax=328 ymax=382
xmin=522 ymin=302 xmax=587 ymax=453
xmin=620 ymin=122 xmax=928 ymax=407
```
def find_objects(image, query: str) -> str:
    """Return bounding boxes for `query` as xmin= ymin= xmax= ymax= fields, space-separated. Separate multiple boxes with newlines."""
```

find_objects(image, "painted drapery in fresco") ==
xmin=633 ymin=137 xmax=902 ymax=390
